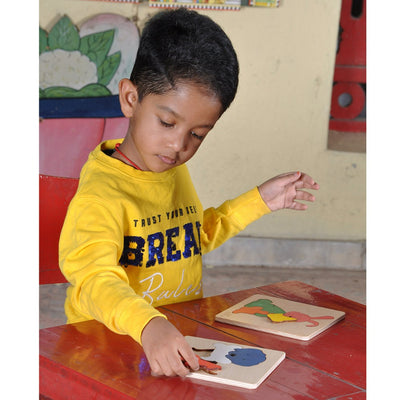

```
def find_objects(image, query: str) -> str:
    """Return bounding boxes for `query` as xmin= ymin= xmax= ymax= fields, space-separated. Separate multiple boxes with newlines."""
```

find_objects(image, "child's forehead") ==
xmin=137 ymin=79 xmax=220 ymax=106
xmin=145 ymin=81 xmax=222 ymax=123
xmin=171 ymin=80 xmax=216 ymax=95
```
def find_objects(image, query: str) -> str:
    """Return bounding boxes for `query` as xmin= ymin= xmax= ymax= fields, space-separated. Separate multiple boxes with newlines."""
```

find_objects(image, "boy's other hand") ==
xmin=258 ymin=171 xmax=320 ymax=211
xmin=141 ymin=316 xmax=199 ymax=377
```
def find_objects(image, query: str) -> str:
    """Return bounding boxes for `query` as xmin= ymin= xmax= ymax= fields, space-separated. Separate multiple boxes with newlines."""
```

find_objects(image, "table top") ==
xmin=40 ymin=281 xmax=366 ymax=400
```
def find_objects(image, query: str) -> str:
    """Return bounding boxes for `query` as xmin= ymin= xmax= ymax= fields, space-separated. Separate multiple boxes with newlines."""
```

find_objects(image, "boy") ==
xmin=59 ymin=8 xmax=319 ymax=378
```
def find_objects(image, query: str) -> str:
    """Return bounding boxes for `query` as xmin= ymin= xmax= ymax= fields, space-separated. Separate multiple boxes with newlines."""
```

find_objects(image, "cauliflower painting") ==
xmin=40 ymin=49 xmax=98 ymax=92
xmin=39 ymin=14 xmax=139 ymax=99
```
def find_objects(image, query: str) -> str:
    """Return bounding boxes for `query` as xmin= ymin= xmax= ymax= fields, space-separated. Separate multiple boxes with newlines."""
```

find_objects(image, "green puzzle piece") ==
xmin=244 ymin=299 xmax=286 ymax=315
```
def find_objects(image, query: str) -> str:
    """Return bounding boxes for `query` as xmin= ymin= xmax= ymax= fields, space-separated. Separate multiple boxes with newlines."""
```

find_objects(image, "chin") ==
xmin=152 ymin=158 xmax=181 ymax=172
xmin=148 ymin=164 xmax=175 ymax=173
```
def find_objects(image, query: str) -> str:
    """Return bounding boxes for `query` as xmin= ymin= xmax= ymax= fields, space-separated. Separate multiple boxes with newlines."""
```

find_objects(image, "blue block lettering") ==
xmin=146 ymin=232 xmax=164 ymax=267
xmin=119 ymin=236 xmax=145 ymax=267
xmin=183 ymin=222 xmax=200 ymax=258
xmin=166 ymin=227 xmax=182 ymax=262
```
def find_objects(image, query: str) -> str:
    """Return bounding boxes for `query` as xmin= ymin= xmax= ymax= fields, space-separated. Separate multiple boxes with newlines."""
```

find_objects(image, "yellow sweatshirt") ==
xmin=59 ymin=139 xmax=270 ymax=344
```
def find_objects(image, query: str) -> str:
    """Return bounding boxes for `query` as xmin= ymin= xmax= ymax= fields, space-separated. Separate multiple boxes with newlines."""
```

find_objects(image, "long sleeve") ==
xmin=200 ymin=187 xmax=271 ymax=254
xmin=59 ymin=198 xmax=167 ymax=344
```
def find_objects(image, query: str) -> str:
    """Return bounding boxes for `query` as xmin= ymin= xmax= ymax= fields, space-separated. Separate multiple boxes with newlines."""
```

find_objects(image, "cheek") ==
xmin=136 ymin=121 xmax=163 ymax=148
xmin=182 ymin=142 xmax=202 ymax=161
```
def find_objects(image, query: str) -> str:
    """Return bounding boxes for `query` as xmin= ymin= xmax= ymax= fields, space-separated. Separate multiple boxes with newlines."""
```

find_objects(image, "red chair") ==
xmin=39 ymin=174 xmax=79 ymax=284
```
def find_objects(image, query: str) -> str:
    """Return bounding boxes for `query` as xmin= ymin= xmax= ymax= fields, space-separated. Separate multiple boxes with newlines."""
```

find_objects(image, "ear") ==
xmin=119 ymin=78 xmax=139 ymax=118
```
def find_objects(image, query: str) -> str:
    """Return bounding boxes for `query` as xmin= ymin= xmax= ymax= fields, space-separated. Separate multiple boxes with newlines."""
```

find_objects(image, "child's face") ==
xmin=124 ymin=82 xmax=222 ymax=172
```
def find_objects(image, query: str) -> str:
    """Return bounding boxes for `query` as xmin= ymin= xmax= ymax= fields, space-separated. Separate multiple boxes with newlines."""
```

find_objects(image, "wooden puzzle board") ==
xmin=185 ymin=336 xmax=285 ymax=389
xmin=215 ymin=295 xmax=345 ymax=341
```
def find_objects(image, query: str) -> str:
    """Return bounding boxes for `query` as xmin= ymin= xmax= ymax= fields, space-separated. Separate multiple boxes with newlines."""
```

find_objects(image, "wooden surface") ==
xmin=40 ymin=281 xmax=366 ymax=399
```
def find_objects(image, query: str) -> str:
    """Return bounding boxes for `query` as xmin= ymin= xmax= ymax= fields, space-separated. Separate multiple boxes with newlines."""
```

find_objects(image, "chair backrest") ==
xmin=39 ymin=174 xmax=79 ymax=284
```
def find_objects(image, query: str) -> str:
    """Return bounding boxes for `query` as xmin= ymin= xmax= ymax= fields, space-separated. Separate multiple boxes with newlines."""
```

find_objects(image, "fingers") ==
xmin=295 ymin=172 xmax=320 ymax=190
xmin=149 ymin=359 xmax=164 ymax=377
xmin=290 ymin=201 xmax=308 ymax=211
xmin=278 ymin=171 xmax=302 ymax=186
xmin=292 ymin=173 xmax=319 ymax=211
xmin=277 ymin=171 xmax=319 ymax=192
xmin=289 ymin=189 xmax=316 ymax=210
xmin=295 ymin=189 xmax=316 ymax=203
xmin=166 ymin=350 xmax=191 ymax=377
xmin=142 ymin=317 xmax=197 ymax=377
xmin=149 ymin=348 xmax=191 ymax=377
xmin=179 ymin=343 xmax=199 ymax=372
xmin=165 ymin=338 xmax=198 ymax=377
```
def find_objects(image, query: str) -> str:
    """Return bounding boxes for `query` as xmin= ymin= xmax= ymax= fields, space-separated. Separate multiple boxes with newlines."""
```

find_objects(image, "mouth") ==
xmin=158 ymin=154 xmax=177 ymax=165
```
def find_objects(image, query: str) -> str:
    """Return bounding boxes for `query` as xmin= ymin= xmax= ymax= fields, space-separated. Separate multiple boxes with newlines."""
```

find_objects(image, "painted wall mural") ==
xmin=39 ymin=13 xmax=139 ymax=118
xmin=40 ymin=16 xmax=121 ymax=99
xmin=39 ymin=14 xmax=138 ymax=178
xmin=40 ymin=13 xmax=139 ymax=98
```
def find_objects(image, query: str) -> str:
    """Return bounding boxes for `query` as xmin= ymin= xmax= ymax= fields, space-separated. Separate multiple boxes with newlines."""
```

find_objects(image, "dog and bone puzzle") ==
xmin=215 ymin=294 xmax=345 ymax=341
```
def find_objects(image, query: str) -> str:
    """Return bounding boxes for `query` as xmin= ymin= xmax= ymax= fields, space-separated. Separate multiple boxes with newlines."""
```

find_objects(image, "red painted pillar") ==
xmin=329 ymin=0 xmax=366 ymax=133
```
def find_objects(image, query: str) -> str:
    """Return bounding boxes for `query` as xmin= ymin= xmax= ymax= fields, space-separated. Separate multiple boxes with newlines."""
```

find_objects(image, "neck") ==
xmin=113 ymin=142 xmax=142 ymax=170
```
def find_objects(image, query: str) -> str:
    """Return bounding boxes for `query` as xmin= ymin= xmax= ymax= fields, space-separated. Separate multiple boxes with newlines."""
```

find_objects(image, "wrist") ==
xmin=141 ymin=315 xmax=168 ymax=345
xmin=257 ymin=186 xmax=275 ymax=212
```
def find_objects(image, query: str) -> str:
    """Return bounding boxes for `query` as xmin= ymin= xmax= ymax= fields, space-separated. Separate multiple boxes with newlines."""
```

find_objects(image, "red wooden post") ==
xmin=329 ymin=0 xmax=366 ymax=133
xmin=39 ymin=174 xmax=79 ymax=284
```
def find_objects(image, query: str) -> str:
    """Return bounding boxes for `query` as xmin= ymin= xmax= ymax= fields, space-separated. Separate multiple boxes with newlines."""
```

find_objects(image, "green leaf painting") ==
xmin=79 ymin=30 xmax=115 ymax=67
xmin=98 ymin=52 xmax=121 ymax=86
xmin=39 ymin=27 xmax=48 ymax=55
xmin=48 ymin=16 xmax=80 ymax=51
xmin=40 ymin=84 xmax=111 ymax=99
xmin=40 ymin=15 xmax=121 ymax=98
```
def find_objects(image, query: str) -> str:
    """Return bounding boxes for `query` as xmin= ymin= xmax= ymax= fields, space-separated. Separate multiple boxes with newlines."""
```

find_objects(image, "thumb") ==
xmin=280 ymin=171 xmax=301 ymax=185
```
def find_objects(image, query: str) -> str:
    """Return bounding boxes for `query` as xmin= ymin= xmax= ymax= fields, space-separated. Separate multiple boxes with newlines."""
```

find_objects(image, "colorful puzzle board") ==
xmin=185 ymin=336 xmax=285 ymax=389
xmin=215 ymin=295 xmax=345 ymax=341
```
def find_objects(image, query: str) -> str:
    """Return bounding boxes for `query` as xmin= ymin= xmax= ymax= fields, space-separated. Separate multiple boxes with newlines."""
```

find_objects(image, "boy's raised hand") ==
xmin=258 ymin=171 xmax=319 ymax=212
xmin=141 ymin=316 xmax=199 ymax=377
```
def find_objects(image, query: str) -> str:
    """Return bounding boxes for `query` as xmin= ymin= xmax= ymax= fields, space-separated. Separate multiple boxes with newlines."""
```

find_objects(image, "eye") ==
xmin=159 ymin=119 xmax=174 ymax=128
xmin=191 ymin=131 xmax=204 ymax=141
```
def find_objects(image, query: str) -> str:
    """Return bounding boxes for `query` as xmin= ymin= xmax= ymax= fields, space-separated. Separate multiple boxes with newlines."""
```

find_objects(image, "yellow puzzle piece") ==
xmin=267 ymin=313 xmax=297 ymax=323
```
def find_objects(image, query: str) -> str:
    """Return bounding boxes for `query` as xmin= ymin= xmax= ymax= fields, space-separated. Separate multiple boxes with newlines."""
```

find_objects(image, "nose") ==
xmin=168 ymin=130 xmax=188 ymax=152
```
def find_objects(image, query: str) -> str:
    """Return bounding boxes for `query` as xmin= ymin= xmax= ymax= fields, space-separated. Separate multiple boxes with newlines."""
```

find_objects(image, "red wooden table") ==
xmin=40 ymin=281 xmax=366 ymax=399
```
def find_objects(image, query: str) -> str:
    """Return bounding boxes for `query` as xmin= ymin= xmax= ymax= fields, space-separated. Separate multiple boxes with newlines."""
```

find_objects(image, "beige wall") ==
xmin=40 ymin=0 xmax=365 ymax=242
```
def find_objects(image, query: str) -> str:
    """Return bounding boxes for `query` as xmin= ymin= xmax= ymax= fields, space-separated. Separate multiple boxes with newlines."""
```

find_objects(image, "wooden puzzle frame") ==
xmin=215 ymin=295 xmax=345 ymax=340
xmin=185 ymin=336 xmax=285 ymax=389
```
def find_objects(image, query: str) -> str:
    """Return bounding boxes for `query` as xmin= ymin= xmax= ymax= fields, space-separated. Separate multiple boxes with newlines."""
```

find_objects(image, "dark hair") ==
xmin=130 ymin=8 xmax=239 ymax=113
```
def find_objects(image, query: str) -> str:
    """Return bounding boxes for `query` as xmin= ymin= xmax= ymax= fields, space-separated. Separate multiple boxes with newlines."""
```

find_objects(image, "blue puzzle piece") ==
xmin=226 ymin=348 xmax=266 ymax=367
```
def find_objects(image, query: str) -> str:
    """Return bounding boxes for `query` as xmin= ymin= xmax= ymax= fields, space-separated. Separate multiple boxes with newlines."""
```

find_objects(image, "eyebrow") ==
xmin=156 ymin=105 xmax=215 ymax=129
